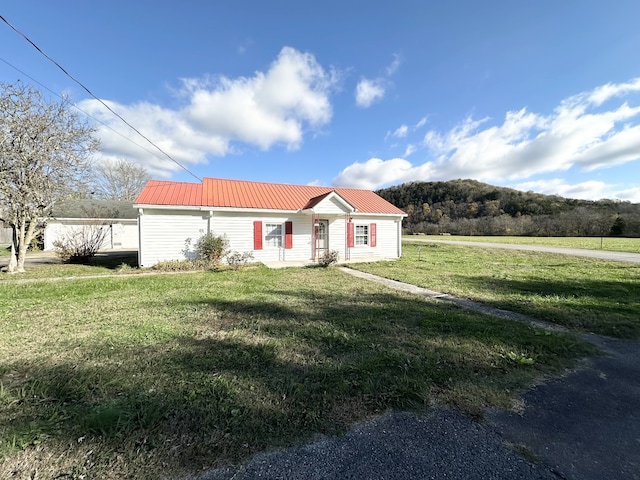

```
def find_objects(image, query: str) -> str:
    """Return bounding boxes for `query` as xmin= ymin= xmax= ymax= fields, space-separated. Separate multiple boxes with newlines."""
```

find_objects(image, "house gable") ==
xmin=302 ymin=191 xmax=355 ymax=215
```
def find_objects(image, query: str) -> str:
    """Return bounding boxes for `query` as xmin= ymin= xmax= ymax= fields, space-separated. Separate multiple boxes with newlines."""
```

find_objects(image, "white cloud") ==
xmin=514 ymin=179 xmax=640 ymax=202
xmin=355 ymin=54 xmax=401 ymax=108
xmin=80 ymin=47 xmax=337 ymax=176
xmin=355 ymin=79 xmax=385 ymax=108
xmin=404 ymin=144 xmax=417 ymax=157
xmin=237 ymin=37 xmax=254 ymax=54
xmin=587 ymin=77 xmax=640 ymax=106
xmin=392 ymin=124 xmax=408 ymax=138
xmin=336 ymin=78 xmax=640 ymax=197
xmin=611 ymin=186 xmax=640 ymax=203
xmin=414 ymin=117 xmax=428 ymax=129
xmin=515 ymin=179 xmax=610 ymax=200
xmin=386 ymin=53 xmax=402 ymax=76
xmin=333 ymin=157 xmax=420 ymax=189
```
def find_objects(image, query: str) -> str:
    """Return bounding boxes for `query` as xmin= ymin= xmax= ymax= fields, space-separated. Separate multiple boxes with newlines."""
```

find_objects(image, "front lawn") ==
xmin=0 ymin=266 xmax=593 ymax=479
xmin=352 ymin=242 xmax=640 ymax=338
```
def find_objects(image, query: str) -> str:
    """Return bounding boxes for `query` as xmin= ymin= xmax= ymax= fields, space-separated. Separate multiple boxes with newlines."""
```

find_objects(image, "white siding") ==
xmin=115 ymin=222 xmax=139 ymax=249
xmin=44 ymin=220 xmax=138 ymax=251
xmin=347 ymin=216 xmax=400 ymax=260
xmin=138 ymin=210 xmax=208 ymax=267
xmin=137 ymin=208 xmax=404 ymax=267
xmin=327 ymin=216 xmax=347 ymax=261
xmin=212 ymin=212 xmax=313 ymax=263
xmin=313 ymin=196 xmax=351 ymax=215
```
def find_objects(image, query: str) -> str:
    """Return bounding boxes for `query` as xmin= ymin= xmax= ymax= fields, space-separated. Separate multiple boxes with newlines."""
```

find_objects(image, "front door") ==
xmin=314 ymin=219 xmax=329 ymax=258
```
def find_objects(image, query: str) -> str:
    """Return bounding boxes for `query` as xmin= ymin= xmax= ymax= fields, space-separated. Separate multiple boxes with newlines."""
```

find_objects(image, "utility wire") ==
xmin=0 ymin=14 xmax=201 ymax=181
xmin=0 ymin=56 xmax=168 ymax=162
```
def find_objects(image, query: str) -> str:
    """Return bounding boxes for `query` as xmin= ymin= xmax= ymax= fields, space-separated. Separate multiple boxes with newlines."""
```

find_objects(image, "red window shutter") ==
xmin=253 ymin=221 xmax=262 ymax=250
xmin=370 ymin=223 xmax=377 ymax=247
xmin=285 ymin=221 xmax=293 ymax=249
xmin=347 ymin=222 xmax=354 ymax=248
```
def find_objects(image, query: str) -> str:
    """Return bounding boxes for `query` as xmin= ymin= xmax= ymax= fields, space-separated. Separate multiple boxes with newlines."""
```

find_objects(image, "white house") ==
xmin=43 ymin=199 xmax=138 ymax=251
xmin=134 ymin=177 xmax=407 ymax=267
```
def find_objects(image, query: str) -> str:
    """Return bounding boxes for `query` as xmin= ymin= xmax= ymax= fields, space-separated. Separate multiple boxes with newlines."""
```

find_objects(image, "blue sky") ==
xmin=2 ymin=1 xmax=640 ymax=201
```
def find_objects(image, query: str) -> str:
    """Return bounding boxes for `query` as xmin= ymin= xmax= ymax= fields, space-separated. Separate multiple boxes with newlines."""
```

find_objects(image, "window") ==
xmin=265 ymin=223 xmax=282 ymax=247
xmin=355 ymin=225 xmax=368 ymax=245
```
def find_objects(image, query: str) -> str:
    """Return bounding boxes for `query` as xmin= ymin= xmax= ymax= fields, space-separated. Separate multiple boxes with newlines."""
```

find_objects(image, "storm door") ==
xmin=314 ymin=219 xmax=329 ymax=258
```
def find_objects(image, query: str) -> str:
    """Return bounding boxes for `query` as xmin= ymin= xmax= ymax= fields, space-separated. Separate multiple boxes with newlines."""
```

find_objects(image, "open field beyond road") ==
xmin=0 ymin=265 xmax=594 ymax=479
xmin=403 ymin=235 xmax=640 ymax=253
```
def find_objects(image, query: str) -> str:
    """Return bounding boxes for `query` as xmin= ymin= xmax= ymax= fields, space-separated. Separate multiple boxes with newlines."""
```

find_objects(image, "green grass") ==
xmin=353 ymin=242 xmax=640 ymax=338
xmin=404 ymin=235 xmax=640 ymax=253
xmin=0 ymin=267 xmax=594 ymax=479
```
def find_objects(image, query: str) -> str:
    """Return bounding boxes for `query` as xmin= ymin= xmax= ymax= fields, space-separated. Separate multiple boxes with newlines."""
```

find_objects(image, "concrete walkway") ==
xmin=339 ymin=267 xmax=568 ymax=333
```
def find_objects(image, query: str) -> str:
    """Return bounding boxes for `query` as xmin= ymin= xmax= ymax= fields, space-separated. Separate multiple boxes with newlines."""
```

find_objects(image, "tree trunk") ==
xmin=16 ymin=228 xmax=28 ymax=273
xmin=6 ymin=217 xmax=36 ymax=273
xmin=7 ymin=241 xmax=17 ymax=273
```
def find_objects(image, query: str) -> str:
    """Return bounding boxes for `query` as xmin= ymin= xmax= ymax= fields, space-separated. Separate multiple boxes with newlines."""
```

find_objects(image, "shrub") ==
xmin=53 ymin=224 xmax=107 ymax=263
xmin=195 ymin=232 xmax=229 ymax=267
xmin=226 ymin=251 xmax=254 ymax=270
xmin=318 ymin=250 xmax=339 ymax=267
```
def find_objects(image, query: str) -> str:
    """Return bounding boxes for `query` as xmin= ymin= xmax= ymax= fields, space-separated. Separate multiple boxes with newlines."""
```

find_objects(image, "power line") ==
xmin=0 ymin=14 xmax=201 ymax=181
xmin=0 ymin=56 xmax=169 ymax=162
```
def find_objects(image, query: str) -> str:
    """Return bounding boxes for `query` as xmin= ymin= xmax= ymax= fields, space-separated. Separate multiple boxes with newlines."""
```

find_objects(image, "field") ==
xmin=403 ymin=235 xmax=640 ymax=253
xmin=0 ymin=258 xmax=596 ymax=479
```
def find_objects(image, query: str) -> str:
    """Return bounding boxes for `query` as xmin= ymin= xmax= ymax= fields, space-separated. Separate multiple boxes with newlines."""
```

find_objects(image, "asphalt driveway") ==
xmin=198 ymin=332 xmax=640 ymax=479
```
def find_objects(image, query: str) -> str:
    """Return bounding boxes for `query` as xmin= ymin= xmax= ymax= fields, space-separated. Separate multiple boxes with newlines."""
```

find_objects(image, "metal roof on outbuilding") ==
xmin=50 ymin=199 xmax=137 ymax=219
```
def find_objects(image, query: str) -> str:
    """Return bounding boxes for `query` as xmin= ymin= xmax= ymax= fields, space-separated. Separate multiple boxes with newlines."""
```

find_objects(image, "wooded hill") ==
xmin=376 ymin=179 xmax=640 ymax=237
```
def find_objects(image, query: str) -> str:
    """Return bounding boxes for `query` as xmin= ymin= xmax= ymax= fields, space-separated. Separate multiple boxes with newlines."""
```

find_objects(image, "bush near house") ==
xmin=196 ymin=232 xmax=230 ymax=267
xmin=52 ymin=224 xmax=108 ymax=263
xmin=318 ymin=249 xmax=339 ymax=267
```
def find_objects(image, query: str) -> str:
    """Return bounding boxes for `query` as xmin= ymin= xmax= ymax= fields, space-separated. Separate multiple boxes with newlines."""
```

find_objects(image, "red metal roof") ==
xmin=135 ymin=180 xmax=204 ymax=206
xmin=135 ymin=178 xmax=406 ymax=215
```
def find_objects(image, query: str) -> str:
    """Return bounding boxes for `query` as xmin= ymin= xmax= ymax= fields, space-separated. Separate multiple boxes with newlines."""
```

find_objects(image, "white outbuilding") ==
xmin=43 ymin=199 xmax=138 ymax=251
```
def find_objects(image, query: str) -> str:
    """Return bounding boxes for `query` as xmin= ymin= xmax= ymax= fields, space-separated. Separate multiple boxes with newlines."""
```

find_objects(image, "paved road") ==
xmin=407 ymin=238 xmax=640 ymax=264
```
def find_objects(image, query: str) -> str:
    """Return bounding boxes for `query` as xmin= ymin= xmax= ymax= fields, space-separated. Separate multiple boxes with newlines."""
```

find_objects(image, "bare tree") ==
xmin=93 ymin=158 xmax=150 ymax=201
xmin=0 ymin=82 xmax=98 ymax=273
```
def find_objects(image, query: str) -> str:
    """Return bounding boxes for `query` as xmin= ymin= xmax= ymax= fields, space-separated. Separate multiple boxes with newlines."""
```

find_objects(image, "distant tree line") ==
xmin=376 ymin=179 xmax=640 ymax=237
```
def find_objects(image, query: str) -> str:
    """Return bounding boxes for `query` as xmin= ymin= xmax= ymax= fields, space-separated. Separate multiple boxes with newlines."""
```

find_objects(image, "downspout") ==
xmin=137 ymin=208 xmax=143 ymax=267
xmin=311 ymin=212 xmax=317 ymax=261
